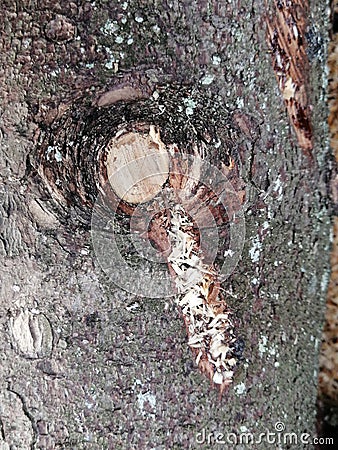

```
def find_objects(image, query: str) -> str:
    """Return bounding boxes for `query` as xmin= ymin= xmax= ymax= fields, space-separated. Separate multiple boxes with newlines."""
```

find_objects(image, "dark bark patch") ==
xmin=29 ymin=85 xmax=246 ymax=230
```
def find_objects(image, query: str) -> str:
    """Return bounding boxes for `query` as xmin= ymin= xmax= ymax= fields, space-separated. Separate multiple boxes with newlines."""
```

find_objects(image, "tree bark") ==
xmin=0 ymin=0 xmax=331 ymax=449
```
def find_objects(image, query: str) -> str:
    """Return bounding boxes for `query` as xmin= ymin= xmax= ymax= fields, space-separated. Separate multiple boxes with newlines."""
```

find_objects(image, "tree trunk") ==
xmin=0 ymin=0 xmax=331 ymax=449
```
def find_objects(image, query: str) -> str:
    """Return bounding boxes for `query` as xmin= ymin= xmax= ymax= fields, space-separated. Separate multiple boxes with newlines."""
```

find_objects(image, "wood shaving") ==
xmin=168 ymin=204 xmax=239 ymax=393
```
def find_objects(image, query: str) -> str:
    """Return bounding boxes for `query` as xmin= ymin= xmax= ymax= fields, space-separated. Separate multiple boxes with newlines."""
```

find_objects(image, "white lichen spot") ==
xmin=122 ymin=2 xmax=128 ymax=10
xmin=86 ymin=63 xmax=94 ymax=69
xmin=121 ymin=16 xmax=127 ymax=24
xmin=236 ymin=97 xmax=244 ymax=108
xmin=115 ymin=36 xmax=123 ymax=44
xmin=234 ymin=382 xmax=246 ymax=396
xmin=23 ymin=38 xmax=31 ymax=48
xmin=137 ymin=392 xmax=156 ymax=419
xmin=135 ymin=15 xmax=144 ymax=23
xmin=46 ymin=145 xmax=54 ymax=161
xmin=127 ymin=37 xmax=134 ymax=45
xmin=55 ymin=149 xmax=62 ymax=163
xmin=152 ymin=90 xmax=159 ymax=100
xmin=240 ymin=425 xmax=248 ymax=433
xmin=100 ymin=19 xmax=119 ymax=35
xmin=105 ymin=61 xmax=114 ymax=69
xmin=152 ymin=24 xmax=161 ymax=34
xmin=86 ymin=401 xmax=95 ymax=410
xmin=258 ymin=335 xmax=268 ymax=357
xmin=104 ymin=47 xmax=117 ymax=70
xmin=321 ymin=271 xmax=330 ymax=293
xmin=46 ymin=146 xmax=62 ymax=163
xmin=249 ymin=236 xmax=262 ymax=263
xmin=268 ymin=344 xmax=278 ymax=356
xmin=330 ymin=226 xmax=334 ymax=244
xmin=212 ymin=55 xmax=221 ymax=65
xmin=262 ymin=221 xmax=270 ymax=231
xmin=273 ymin=175 xmax=283 ymax=201
xmin=183 ymin=98 xmax=196 ymax=116
xmin=200 ymin=74 xmax=214 ymax=85
xmin=259 ymin=335 xmax=280 ymax=364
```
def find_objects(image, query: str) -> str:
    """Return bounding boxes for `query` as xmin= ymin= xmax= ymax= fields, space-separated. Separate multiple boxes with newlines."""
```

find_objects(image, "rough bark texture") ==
xmin=0 ymin=1 xmax=331 ymax=449
xmin=318 ymin=0 xmax=338 ymax=441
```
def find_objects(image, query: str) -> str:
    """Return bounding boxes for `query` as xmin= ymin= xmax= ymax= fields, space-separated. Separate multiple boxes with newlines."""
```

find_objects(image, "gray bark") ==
xmin=0 ymin=1 xmax=331 ymax=449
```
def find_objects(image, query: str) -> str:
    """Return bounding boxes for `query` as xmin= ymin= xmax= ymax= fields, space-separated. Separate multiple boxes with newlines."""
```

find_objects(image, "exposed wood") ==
xmin=266 ymin=0 xmax=313 ymax=157
xmin=106 ymin=127 xmax=169 ymax=204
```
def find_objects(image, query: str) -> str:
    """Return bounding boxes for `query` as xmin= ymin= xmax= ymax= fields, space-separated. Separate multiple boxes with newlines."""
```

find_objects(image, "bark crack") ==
xmin=6 ymin=383 xmax=38 ymax=450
